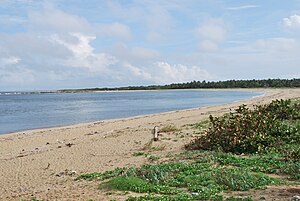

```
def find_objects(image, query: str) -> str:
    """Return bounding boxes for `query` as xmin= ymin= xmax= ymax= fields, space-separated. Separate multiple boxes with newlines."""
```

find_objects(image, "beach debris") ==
xmin=293 ymin=195 xmax=300 ymax=201
xmin=46 ymin=142 xmax=50 ymax=145
xmin=65 ymin=143 xmax=74 ymax=147
xmin=43 ymin=162 xmax=50 ymax=170
xmin=57 ymin=139 xmax=64 ymax=144
xmin=152 ymin=126 xmax=159 ymax=141
xmin=55 ymin=169 xmax=77 ymax=177
xmin=191 ymin=192 xmax=199 ymax=196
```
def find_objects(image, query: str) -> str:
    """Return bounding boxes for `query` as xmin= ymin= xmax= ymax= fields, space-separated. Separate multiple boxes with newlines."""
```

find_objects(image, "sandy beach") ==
xmin=0 ymin=88 xmax=299 ymax=201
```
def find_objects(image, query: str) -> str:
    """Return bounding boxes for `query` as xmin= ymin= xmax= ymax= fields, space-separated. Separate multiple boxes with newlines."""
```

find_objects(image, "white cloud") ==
xmin=145 ymin=4 xmax=172 ymax=42
xmin=0 ymin=56 xmax=21 ymax=65
xmin=196 ymin=18 xmax=227 ymax=52
xmin=226 ymin=5 xmax=260 ymax=10
xmin=199 ymin=40 xmax=219 ymax=52
xmin=52 ymin=33 xmax=118 ymax=72
xmin=253 ymin=38 xmax=298 ymax=52
xmin=107 ymin=1 xmax=172 ymax=42
xmin=125 ymin=62 xmax=212 ymax=84
xmin=110 ymin=44 xmax=159 ymax=62
xmin=282 ymin=14 xmax=300 ymax=31
xmin=0 ymin=66 xmax=35 ymax=84
xmin=153 ymin=62 xmax=212 ymax=83
xmin=28 ymin=7 xmax=91 ymax=33
xmin=124 ymin=63 xmax=152 ymax=80
xmin=197 ymin=18 xmax=226 ymax=42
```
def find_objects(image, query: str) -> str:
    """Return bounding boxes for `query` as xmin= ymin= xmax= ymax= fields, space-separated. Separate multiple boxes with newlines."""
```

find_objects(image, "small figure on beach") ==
xmin=152 ymin=126 xmax=159 ymax=141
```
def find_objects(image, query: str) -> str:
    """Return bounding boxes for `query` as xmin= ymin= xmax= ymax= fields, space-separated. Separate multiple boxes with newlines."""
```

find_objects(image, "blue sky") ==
xmin=0 ymin=0 xmax=299 ymax=91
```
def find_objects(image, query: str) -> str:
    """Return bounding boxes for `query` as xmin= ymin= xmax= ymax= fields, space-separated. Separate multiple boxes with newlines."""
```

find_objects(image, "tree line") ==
xmin=58 ymin=78 xmax=299 ymax=92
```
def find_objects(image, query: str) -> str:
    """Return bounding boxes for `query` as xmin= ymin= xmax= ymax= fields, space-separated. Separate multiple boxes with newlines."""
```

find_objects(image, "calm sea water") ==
xmin=0 ymin=90 xmax=263 ymax=134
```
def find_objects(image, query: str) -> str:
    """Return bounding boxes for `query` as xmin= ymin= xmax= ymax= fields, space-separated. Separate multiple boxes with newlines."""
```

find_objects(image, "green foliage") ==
xmin=92 ymin=161 xmax=279 ymax=200
xmin=77 ymin=99 xmax=300 ymax=200
xmin=99 ymin=176 xmax=177 ymax=194
xmin=148 ymin=155 xmax=160 ymax=161
xmin=159 ymin=125 xmax=179 ymax=133
xmin=126 ymin=193 xmax=197 ymax=201
xmin=132 ymin=152 xmax=146 ymax=156
xmin=60 ymin=78 xmax=300 ymax=92
xmin=76 ymin=167 xmax=126 ymax=181
xmin=193 ymin=119 xmax=210 ymax=130
xmin=186 ymin=99 xmax=299 ymax=154
xmin=226 ymin=197 xmax=253 ymax=201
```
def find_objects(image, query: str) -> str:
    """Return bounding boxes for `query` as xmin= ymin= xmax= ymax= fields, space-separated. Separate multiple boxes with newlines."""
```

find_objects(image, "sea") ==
xmin=0 ymin=90 xmax=263 ymax=134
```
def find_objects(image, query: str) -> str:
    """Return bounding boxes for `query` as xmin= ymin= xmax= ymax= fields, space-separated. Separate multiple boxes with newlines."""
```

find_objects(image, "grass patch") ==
xmin=159 ymin=125 xmax=179 ymax=133
xmin=76 ymin=167 xmax=125 ymax=181
xmin=148 ymin=155 xmax=160 ymax=162
xmin=132 ymin=152 xmax=147 ymax=157
xmin=79 ymin=161 xmax=280 ymax=200
xmin=193 ymin=119 xmax=210 ymax=130
xmin=76 ymin=99 xmax=299 ymax=200
xmin=100 ymin=176 xmax=178 ymax=194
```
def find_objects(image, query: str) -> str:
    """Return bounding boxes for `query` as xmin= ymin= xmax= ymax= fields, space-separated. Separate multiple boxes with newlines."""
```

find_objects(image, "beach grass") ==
xmin=71 ymin=99 xmax=300 ymax=200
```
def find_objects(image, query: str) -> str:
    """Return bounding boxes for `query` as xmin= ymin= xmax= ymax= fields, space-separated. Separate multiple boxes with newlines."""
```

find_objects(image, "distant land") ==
xmin=1 ymin=78 xmax=299 ymax=95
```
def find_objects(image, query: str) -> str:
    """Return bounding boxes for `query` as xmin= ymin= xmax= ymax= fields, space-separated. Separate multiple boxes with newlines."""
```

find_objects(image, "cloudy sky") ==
xmin=0 ymin=0 xmax=299 ymax=91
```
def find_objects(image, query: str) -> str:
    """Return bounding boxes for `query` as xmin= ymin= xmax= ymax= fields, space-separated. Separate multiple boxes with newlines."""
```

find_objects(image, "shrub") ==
xmin=186 ymin=99 xmax=299 ymax=154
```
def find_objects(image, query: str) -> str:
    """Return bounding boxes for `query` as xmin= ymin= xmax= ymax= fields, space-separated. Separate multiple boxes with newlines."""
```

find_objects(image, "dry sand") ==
xmin=0 ymin=88 xmax=299 ymax=201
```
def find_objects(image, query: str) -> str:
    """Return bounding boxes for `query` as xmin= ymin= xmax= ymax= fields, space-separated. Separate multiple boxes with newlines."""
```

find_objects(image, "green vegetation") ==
xmin=186 ymin=99 xmax=299 ymax=154
xmin=159 ymin=124 xmax=179 ymax=133
xmin=76 ymin=99 xmax=299 ymax=200
xmin=132 ymin=152 xmax=147 ymax=156
xmin=78 ymin=160 xmax=281 ymax=200
xmin=58 ymin=78 xmax=300 ymax=92
xmin=76 ymin=167 xmax=125 ymax=181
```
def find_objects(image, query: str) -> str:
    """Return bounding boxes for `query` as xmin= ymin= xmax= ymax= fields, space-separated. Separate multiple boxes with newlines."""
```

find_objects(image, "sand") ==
xmin=0 ymin=88 xmax=299 ymax=201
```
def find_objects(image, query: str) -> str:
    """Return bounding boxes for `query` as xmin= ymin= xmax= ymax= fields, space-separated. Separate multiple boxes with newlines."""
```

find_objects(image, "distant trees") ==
xmin=58 ymin=78 xmax=299 ymax=92
xmin=116 ymin=78 xmax=300 ymax=90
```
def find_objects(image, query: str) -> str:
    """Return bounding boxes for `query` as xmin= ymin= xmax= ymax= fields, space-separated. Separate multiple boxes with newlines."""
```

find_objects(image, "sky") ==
xmin=0 ymin=0 xmax=300 ymax=91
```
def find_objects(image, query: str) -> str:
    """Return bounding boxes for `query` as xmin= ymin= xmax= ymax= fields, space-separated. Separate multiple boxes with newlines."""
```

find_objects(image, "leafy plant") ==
xmin=186 ymin=99 xmax=299 ymax=154
xmin=132 ymin=152 xmax=146 ymax=157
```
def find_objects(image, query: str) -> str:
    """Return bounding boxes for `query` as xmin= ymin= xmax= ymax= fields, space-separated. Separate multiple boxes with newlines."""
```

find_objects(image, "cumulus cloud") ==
xmin=196 ymin=18 xmax=227 ymax=52
xmin=52 ymin=33 xmax=118 ymax=72
xmin=125 ymin=62 xmax=212 ymax=84
xmin=124 ymin=63 xmax=152 ymax=80
xmin=282 ymin=14 xmax=300 ymax=31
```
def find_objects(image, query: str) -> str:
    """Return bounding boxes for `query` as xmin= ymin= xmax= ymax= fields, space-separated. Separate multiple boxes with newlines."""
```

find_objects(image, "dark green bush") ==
xmin=186 ymin=99 xmax=299 ymax=154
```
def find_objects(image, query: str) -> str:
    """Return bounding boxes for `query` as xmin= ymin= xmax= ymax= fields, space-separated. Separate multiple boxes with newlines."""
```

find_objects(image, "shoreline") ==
xmin=1 ymin=88 xmax=265 ymax=136
xmin=0 ymin=88 xmax=299 ymax=200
